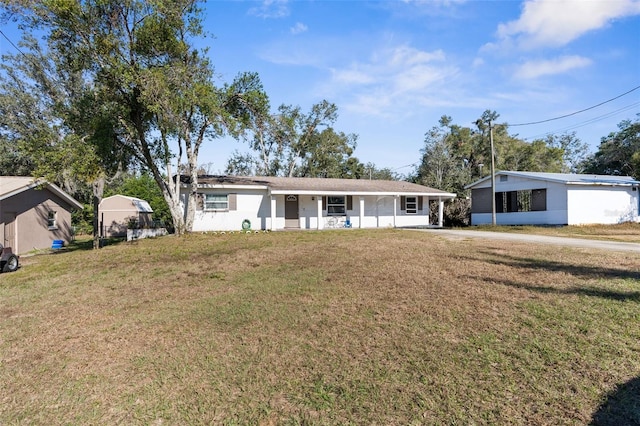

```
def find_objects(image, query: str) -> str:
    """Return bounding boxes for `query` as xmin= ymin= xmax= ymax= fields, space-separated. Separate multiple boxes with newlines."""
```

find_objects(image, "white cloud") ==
xmin=513 ymin=55 xmax=592 ymax=79
xmin=495 ymin=0 xmax=640 ymax=49
xmin=325 ymin=45 xmax=458 ymax=116
xmin=290 ymin=22 xmax=308 ymax=35
xmin=248 ymin=0 xmax=290 ymax=19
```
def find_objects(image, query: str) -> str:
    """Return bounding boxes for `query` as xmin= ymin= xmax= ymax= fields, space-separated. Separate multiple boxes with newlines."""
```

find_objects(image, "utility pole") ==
xmin=489 ymin=120 xmax=496 ymax=226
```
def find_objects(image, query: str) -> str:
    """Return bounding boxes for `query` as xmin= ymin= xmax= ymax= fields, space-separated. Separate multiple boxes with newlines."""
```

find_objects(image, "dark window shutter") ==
xmin=347 ymin=195 xmax=353 ymax=210
xmin=322 ymin=196 xmax=327 ymax=210
xmin=418 ymin=196 xmax=423 ymax=211
xmin=228 ymin=193 xmax=237 ymax=211
xmin=400 ymin=196 xmax=406 ymax=211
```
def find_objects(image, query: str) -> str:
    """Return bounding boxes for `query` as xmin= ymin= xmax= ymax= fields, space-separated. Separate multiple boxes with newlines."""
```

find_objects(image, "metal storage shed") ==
xmin=98 ymin=195 xmax=154 ymax=237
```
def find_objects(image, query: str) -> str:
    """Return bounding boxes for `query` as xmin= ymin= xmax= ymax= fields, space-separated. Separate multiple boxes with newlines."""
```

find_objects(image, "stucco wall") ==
xmin=189 ymin=189 xmax=430 ymax=231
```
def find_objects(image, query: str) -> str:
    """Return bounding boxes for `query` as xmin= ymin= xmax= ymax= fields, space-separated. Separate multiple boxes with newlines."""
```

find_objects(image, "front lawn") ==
xmin=1 ymin=230 xmax=638 ymax=424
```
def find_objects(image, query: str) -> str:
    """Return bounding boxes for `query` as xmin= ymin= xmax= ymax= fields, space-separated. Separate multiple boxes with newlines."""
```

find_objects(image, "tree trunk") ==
xmin=92 ymin=177 xmax=105 ymax=249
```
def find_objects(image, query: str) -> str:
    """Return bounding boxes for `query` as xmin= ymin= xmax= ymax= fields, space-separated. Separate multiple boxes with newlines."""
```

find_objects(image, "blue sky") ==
xmin=2 ymin=0 xmax=640 ymax=175
xmin=199 ymin=0 xmax=640 ymax=174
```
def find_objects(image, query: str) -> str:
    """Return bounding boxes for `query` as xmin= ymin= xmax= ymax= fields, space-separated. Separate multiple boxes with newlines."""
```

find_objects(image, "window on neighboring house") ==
xmin=47 ymin=211 xmax=57 ymax=229
xmin=327 ymin=196 xmax=346 ymax=216
xmin=405 ymin=196 xmax=418 ymax=214
xmin=496 ymin=189 xmax=546 ymax=213
xmin=204 ymin=194 xmax=229 ymax=211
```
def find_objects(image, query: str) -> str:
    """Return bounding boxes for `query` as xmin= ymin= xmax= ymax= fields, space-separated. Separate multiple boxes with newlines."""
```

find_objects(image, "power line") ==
xmin=520 ymin=101 xmax=640 ymax=141
xmin=0 ymin=29 xmax=27 ymax=58
xmin=509 ymin=85 xmax=640 ymax=127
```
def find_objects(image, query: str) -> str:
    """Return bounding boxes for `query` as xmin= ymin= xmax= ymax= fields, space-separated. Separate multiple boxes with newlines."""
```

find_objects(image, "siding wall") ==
xmin=470 ymin=176 xmax=568 ymax=225
xmin=567 ymin=186 xmax=640 ymax=224
xmin=0 ymin=187 xmax=74 ymax=254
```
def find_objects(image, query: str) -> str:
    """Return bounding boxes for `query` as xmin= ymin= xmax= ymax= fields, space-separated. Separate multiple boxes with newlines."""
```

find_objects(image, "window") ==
xmin=474 ymin=189 xmax=546 ymax=213
xmin=405 ymin=196 xmax=418 ymax=214
xmin=327 ymin=196 xmax=346 ymax=216
xmin=204 ymin=194 xmax=228 ymax=211
xmin=497 ymin=189 xmax=546 ymax=213
xmin=47 ymin=211 xmax=57 ymax=229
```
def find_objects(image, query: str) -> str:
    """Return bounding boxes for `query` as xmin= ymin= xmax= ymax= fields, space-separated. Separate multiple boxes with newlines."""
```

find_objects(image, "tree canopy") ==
xmin=2 ymin=0 xmax=267 ymax=236
xmin=581 ymin=115 xmax=640 ymax=180
xmin=226 ymin=100 xmax=365 ymax=178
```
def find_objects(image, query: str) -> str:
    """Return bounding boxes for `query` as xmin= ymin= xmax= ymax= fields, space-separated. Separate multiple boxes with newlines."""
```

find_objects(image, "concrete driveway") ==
xmin=410 ymin=228 xmax=640 ymax=253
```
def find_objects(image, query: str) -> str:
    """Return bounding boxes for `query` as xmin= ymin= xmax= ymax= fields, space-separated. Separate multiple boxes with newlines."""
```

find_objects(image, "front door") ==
xmin=3 ymin=212 xmax=17 ymax=250
xmin=284 ymin=195 xmax=299 ymax=228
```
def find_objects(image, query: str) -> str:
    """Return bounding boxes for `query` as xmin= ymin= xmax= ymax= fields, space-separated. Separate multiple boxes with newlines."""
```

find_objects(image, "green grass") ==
xmin=1 ymin=229 xmax=639 ymax=425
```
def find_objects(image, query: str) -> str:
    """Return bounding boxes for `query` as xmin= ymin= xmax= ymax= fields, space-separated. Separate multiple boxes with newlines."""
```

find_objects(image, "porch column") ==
xmin=359 ymin=196 xmax=365 ymax=228
xmin=393 ymin=195 xmax=398 ymax=228
xmin=270 ymin=195 xmax=277 ymax=230
xmin=438 ymin=197 xmax=444 ymax=227
xmin=317 ymin=196 xmax=323 ymax=230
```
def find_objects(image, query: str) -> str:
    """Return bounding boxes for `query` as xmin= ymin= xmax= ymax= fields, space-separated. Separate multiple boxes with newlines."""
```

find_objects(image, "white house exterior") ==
xmin=466 ymin=171 xmax=640 ymax=226
xmin=180 ymin=176 xmax=456 ymax=231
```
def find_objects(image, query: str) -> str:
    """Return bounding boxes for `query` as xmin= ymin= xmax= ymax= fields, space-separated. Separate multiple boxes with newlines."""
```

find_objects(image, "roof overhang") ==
xmin=0 ymin=179 xmax=83 ymax=210
xmin=269 ymin=189 xmax=456 ymax=199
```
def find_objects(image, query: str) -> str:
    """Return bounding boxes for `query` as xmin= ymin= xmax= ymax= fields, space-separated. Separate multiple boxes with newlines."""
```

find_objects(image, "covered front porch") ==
xmin=268 ymin=191 xmax=452 ymax=231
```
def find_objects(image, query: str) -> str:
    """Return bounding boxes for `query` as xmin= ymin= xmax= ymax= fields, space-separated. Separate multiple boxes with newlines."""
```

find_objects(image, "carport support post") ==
xmin=359 ymin=196 xmax=365 ymax=228
xmin=438 ymin=197 xmax=444 ymax=227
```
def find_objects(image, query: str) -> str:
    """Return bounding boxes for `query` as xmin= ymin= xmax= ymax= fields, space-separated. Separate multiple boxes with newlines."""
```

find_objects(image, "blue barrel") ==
xmin=52 ymin=240 xmax=64 ymax=249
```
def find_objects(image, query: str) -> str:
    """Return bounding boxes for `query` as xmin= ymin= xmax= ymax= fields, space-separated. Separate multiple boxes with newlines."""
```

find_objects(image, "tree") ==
xmin=298 ymin=128 xmax=363 ymax=178
xmin=581 ymin=116 xmax=640 ymax=179
xmin=543 ymin=132 xmax=589 ymax=173
xmin=0 ymin=35 xmax=129 ymax=248
xmin=6 ymin=0 xmax=266 ymax=235
xmin=362 ymin=163 xmax=402 ymax=181
xmin=226 ymin=100 xmax=364 ymax=178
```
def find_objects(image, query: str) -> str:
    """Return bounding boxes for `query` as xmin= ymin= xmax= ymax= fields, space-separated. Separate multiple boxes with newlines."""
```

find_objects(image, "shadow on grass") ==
xmin=478 ymin=250 xmax=640 ymax=281
xmin=456 ymin=251 xmax=640 ymax=302
xmin=63 ymin=237 xmax=125 ymax=253
xmin=475 ymin=277 xmax=640 ymax=302
xmin=591 ymin=376 xmax=640 ymax=426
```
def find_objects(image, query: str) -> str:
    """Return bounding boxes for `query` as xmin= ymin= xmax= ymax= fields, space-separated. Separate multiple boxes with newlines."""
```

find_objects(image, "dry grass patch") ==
xmin=1 ymin=230 xmax=639 ymax=425
xmin=471 ymin=222 xmax=640 ymax=242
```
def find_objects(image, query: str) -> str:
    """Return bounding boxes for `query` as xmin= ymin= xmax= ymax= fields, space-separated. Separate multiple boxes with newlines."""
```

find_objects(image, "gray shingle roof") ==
xmin=189 ymin=175 xmax=456 ymax=196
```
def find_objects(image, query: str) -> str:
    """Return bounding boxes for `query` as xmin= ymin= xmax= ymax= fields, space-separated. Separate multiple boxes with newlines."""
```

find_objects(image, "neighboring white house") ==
xmin=180 ymin=175 xmax=457 ymax=231
xmin=465 ymin=171 xmax=640 ymax=226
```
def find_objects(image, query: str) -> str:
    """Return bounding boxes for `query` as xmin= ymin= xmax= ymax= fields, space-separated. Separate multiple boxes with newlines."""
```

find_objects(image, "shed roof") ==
xmin=0 ymin=176 xmax=83 ymax=209
xmin=183 ymin=175 xmax=456 ymax=198
xmin=465 ymin=171 xmax=640 ymax=189
xmin=100 ymin=195 xmax=154 ymax=213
